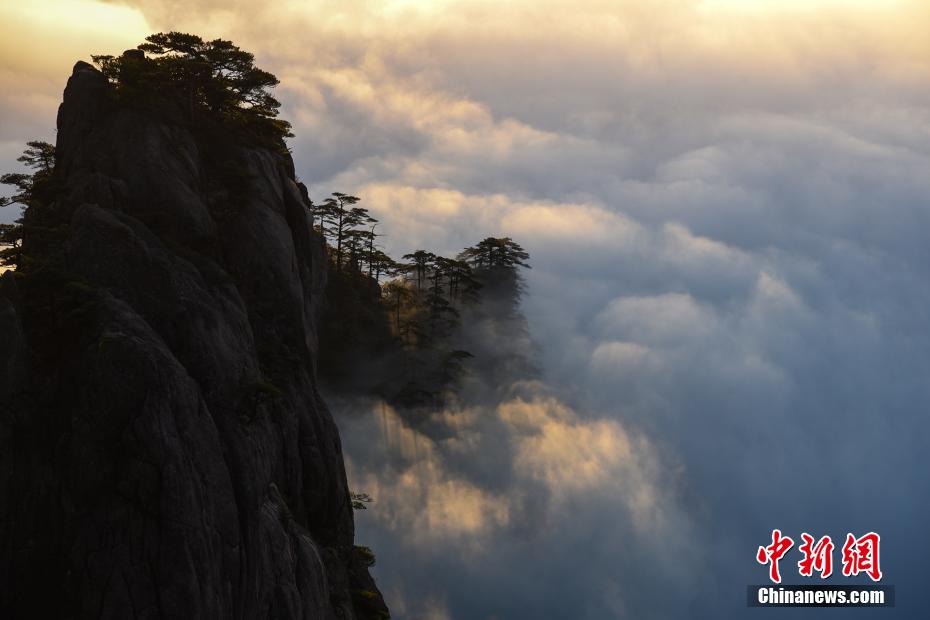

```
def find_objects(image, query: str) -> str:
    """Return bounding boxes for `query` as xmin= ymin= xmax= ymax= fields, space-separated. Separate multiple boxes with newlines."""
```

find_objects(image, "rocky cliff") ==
xmin=0 ymin=60 xmax=387 ymax=619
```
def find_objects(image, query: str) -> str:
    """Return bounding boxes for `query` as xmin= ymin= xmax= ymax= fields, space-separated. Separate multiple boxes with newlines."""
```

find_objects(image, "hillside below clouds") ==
xmin=0 ymin=58 xmax=387 ymax=619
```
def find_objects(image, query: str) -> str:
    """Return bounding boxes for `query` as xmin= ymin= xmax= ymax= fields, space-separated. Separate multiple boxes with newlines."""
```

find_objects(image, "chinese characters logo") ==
xmin=757 ymin=530 xmax=882 ymax=583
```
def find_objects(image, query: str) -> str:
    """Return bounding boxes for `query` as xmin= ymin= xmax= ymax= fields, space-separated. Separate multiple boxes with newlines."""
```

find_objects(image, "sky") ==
xmin=2 ymin=0 xmax=930 ymax=618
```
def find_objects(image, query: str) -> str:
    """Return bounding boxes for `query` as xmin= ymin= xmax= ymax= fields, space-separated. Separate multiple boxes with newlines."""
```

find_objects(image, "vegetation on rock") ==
xmin=0 ymin=33 xmax=394 ymax=620
xmin=92 ymin=32 xmax=292 ymax=143
xmin=0 ymin=140 xmax=56 ymax=270
xmin=312 ymin=186 xmax=531 ymax=411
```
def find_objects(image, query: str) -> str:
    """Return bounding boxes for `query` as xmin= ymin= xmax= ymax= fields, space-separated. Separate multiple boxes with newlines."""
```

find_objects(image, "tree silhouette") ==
xmin=0 ymin=141 xmax=56 ymax=269
xmin=382 ymin=280 xmax=415 ymax=333
xmin=368 ymin=249 xmax=398 ymax=282
xmin=424 ymin=263 xmax=460 ymax=336
xmin=364 ymin=223 xmax=380 ymax=280
xmin=93 ymin=32 xmax=291 ymax=139
xmin=16 ymin=141 xmax=56 ymax=174
xmin=461 ymin=237 xmax=531 ymax=269
xmin=437 ymin=257 xmax=481 ymax=304
xmin=350 ymin=492 xmax=373 ymax=510
xmin=316 ymin=193 xmax=377 ymax=274
xmin=306 ymin=191 xmax=532 ymax=411
xmin=401 ymin=250 xmax=437 ymax=291
xmin=0 ymin=224 xmax=21 ymax=269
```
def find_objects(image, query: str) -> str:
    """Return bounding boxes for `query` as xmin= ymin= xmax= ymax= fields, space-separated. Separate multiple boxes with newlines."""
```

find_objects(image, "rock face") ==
xmin=0 ymin=62 xmax=387 ymax=619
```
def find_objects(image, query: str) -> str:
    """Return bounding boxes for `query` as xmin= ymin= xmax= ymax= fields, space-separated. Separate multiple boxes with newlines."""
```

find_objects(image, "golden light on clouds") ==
xmin=345 ymin=391 xmax=675 ymax=551
xmin=0 ymin=0 xmax=149 ymax=75
xmin=1 ymin=2 xmax=924 ymax=616
xmin=701 ymin=0 xmax=903 ymax=10
xmin=0 ymin=0 xmax=150 ymax=146
xmin=346 ymin=404 xmax=511 ymax=545
xmin=2 ymin=0 xmax=928 ymax=144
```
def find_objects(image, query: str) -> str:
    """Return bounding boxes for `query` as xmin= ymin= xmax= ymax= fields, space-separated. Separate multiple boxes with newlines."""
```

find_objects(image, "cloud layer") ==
xmin=3 ymin=1 xmax=930 ymax=617
xmin=336 ymin=386 xmax=700 ymax=620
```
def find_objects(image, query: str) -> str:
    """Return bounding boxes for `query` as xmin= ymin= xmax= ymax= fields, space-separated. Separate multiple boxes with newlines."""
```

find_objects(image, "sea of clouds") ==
xmin=2 ymin=1 xmax=929 ymax=617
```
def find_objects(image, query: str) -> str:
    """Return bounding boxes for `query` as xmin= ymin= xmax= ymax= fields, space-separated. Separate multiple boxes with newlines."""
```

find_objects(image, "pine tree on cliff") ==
xmin=368 ymin=249 xmax=398 ymax=282
xmin=0 ymin=141 xmax=56 ymax=269
xmin=316 ymin=193 xmax=377 ymax=273
xmin=435 ymin=256 xmax=480 ymax=305
xmin=424 ymin=262 xmax=460 ymax=336
xmin=364 ymin=223 xmax=380 ymax=279
xmin=0 ymin=36 xmax=391 ymax=619
xmin=401 ymin=250 xmax=437 ymax=291
xmin=382 ymin=280 xmax=415 ymax=333
xmin=461 ymin=236 xmax=531 ymax=270
xmin=92 ymin=32 xmax=292 ymax=140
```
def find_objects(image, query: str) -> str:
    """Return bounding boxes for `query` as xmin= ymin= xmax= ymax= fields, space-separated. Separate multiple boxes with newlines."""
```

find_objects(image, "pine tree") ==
xmin=0 ymin=140 xmax=56 ymax=269
xmin=460 ymin=237 xmax=530 ymax=269
xmin=401 ymin=250 xmax=437 ymax=291
xmin=316 ymin=193 xmax=377 ymax=273
xmin=92 ymin=32 xmax=292 ymax=139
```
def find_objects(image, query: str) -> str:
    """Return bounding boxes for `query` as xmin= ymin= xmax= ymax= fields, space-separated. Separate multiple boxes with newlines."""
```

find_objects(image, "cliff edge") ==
xmin=0 ymin=60 xmax=387 ymax=619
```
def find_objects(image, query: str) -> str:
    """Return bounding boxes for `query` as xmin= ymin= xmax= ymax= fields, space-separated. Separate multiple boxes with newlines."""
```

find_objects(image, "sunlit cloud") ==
xmin=346 ymin=392 xmax=671 ymax=541
xmin=339 ymin=383 xmax=698 ymax=617
xmin=3 ymin=0 xmax=930 ymax=617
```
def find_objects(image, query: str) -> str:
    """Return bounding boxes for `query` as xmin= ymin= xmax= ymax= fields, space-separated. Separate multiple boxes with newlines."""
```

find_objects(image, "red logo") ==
xmin=841 ymin=532 xmax=882 ymax=582
xmin=798 ymin=533 xmax=834 ymax=579
xmin=757 ymin=529 xmax=794 ymax=584
xmin=758 ymin=530 xmax=882 ymax=583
